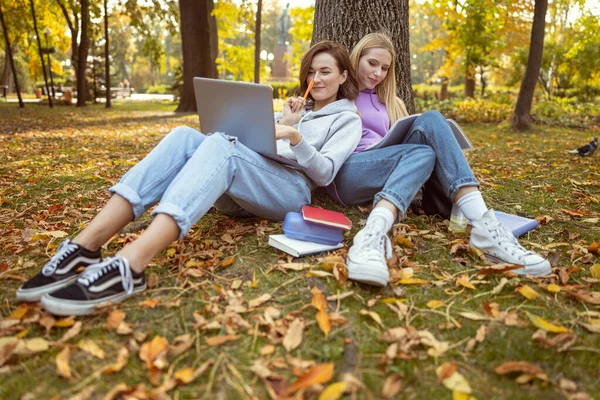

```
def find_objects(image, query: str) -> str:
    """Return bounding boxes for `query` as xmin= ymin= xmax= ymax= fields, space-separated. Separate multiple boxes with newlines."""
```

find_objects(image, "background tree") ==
xmin=176 ymin=0 xmax=218 ymax=112
xmin=0 ymin=1 xmax=24 ymax=107
xmin=254 ymin=0 xmax=262 ymax=83
xmin=104 ymin=0 xmax=110 ymax=107
xmin=512 ymin=0 xmax=548 ymax=130
xmin=29 ymin=0 xmax=53 ymax=107
xmin=311 ymin=0 xmax=415 ymax=113
xmin=76 ymin=0 xmax=89 ymax=106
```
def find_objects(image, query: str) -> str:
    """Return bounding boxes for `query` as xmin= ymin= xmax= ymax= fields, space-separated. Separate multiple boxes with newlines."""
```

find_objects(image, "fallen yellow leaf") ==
xmin=316 ymin=309 xmax=331 ymax=337
xmin=517 ymin=285 xmax=540 ymax=300
xmin=8 ymin=304 xmax=28 ymax=320
xmin=590 ymin=264 xmax=600 ymax=279
xmin=56 ymin=346 xmax=72 ymax=379
xmin=397 ymin=278 xmax=429 ymax=285
xmin=321 ymin=255 xmax=346 ymax=271
xmin=427 ymin=300 xmax=445 ymax=309
xmin=220 ymin=256 xmax=235 ymax=267
xmin=456 ymin=277 xmax=476 ymax=290
xmin=359 ymin=310 xmax=384 ymax=328
xmin=546 ymin=284 xmax=561 ymax=293
xmin=205 ymin=335 xmax=239 ymax=347
xmin=526 ymin=312 xmax=572 ymax=333
xmin=311 ymin=286 xmax=327 ymax=311
xmin=287 ymin=363 xmax=334 ymax=395
xmin=174 ymin=367 xmax=195 ymax=384
xmin=139 ymin=298 xmax=161 ymax=308
xmin=318 ymin=381 xmax=347 ymax=400
xmin=55 ymin=317 xmax=75 ymax=328
xmin=78 ymin=339 xmax=105 ymax=359
xmin=106 ymin=310 xmax=126 ymax=330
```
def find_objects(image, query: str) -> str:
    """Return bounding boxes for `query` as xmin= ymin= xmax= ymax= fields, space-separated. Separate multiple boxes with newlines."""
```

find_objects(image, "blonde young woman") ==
xmin=327 ymin=32 xmax=550 ymax=286
xmin=16 ymin=41 xmax=363 ymax=315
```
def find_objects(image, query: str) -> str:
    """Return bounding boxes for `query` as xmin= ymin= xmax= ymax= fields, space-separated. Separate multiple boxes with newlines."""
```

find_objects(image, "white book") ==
xmin=268 ymin=234 xmax=343 ymax=257
xmin=366 ymin=114 xmax=473 ymax=151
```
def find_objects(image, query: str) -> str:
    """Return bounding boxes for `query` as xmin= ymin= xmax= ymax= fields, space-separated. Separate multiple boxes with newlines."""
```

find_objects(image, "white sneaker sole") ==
xmin=16 ymin=276 xmax=79 ymax=303
xmin=482 ymin=253 xmax=551 ymax=276
xmin=41 ymin=284 xmax=147 ymax=316
xmin=347 ymin=260 xmax=389 ymax=287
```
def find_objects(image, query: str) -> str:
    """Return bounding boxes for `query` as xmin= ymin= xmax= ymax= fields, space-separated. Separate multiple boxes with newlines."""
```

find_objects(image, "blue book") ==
xmin=469 ymin=210 xmax=539 ymax=237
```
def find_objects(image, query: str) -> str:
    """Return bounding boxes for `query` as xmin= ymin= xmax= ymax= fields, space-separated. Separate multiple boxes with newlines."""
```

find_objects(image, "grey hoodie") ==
xmin=275 ymin=98 xmax=361 ymax=189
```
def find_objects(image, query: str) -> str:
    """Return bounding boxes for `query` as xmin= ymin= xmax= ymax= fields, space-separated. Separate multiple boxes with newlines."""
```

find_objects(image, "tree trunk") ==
xmin=104 ymin=0 xmax=111 ymax=108
xmin=512 ymin=0 xmax=548 ymax=131
xmin=312 ymin=0 xmax=414 ymax=114
xmin=1 ymin=47 xmax=10 ymax=87
xmin=464 ymin=63 xmax=475 ymax=98
xmin=0 ymin=3 xmax=24 ymax=108
xmin=176 ymin=0 xmax=218 ymax=112
xmin=56 ymin=0 xmax=79 ymax=78
xmin=29 ymin=0 xmax=52 ymax=108
xmin=254 ymin=0 xmax=262 ymax=83
xmin=440 ymin=77 xmax=448 ymax=101
xmin=77 ymin=0 xmax=90 ymax=107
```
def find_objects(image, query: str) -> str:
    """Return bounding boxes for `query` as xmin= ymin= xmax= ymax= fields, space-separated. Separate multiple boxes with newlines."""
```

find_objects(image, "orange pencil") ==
xmin=303 ymin=72 xmax=318 ymax=100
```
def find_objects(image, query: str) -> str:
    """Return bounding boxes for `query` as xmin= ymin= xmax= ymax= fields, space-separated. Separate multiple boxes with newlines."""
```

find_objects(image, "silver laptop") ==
xmin=193 ymin=77 xmax=300 ymax=167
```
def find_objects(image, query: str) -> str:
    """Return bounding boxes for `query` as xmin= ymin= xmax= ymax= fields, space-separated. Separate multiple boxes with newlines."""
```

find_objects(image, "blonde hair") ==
xmin=350 ymin=32 xmax=408 ymax=126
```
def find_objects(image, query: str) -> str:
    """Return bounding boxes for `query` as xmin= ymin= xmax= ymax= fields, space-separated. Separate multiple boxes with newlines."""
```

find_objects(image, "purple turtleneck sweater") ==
xmin=353 ymin=88 xmax=390 ymax=153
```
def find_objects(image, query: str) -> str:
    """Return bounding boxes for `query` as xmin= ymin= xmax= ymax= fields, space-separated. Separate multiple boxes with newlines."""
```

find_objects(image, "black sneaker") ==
xmin=16 ymin=239 xmax=102 ymax=302
xmin=41 ymin=256 xmax=146 ymax=316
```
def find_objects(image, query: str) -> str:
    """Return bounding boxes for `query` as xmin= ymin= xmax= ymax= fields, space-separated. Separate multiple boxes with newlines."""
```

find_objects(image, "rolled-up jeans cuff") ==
xmin=109 ymin=183 xmax=145 ymax=221
xmin=151 ymin=202 xmax=189 ymax=240
xmin=373 ymin=190 xmax=408 ymax=223
xmin=448 ymin=177 xmax=480 ymax=200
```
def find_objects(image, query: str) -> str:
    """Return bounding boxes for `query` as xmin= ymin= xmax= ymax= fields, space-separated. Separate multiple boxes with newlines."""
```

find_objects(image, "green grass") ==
xmin=0 ymin=103 xmax=599 ymax=399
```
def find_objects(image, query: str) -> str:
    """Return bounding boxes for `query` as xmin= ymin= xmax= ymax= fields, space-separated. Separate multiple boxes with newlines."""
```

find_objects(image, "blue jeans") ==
xmin=402 ymin=110 xmax=479 ymax=201
xmin=110 ymin=126 xmax=311 ymax=239
xmin=331 ymin=110 xmax=479 ymax=217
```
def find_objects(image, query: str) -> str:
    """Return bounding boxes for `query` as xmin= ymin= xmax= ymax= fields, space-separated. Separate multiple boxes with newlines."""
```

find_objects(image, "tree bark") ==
xmin=104 ymin=0 xmax=111 ymax=108
xmin=440 ymin=77 xmax=448 ymax=101
xmin=1 ymin=47 xmax=10 ymax=87
xmin=464 ymin=60 xmax=475 ymax=98
xmin=512 ymin=0 xmax=548 ymax=130
xmin=29 ymin=0 xmax=52 ymax=108
xmin=56 ymin=0 xmax=79 ymax=77
xmin=0 ymin=3 xmax=24 ymax=108
xmin=176 ymin=0 xmax=218 ymax=112
xmin=77 ymin=0 xmax=89 ymax=107
xmin=312 ymin=0 xmax=414 ymax=113
xmin=254 ymin=0 xmax=262 ymax=83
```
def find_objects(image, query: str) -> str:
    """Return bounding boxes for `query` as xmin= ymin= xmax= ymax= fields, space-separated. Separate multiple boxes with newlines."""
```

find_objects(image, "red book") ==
xmin=301 ymin=205 xmax=352 ymax=230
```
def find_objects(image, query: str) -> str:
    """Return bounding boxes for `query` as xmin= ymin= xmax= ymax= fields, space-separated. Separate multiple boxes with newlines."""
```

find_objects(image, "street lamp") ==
xmin=43 ymin=27 xmax=56 ymax=98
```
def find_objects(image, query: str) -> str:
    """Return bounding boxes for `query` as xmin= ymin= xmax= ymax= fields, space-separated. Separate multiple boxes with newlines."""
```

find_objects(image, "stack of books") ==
xmin=268 ymin=205 xmax=351 ymax=257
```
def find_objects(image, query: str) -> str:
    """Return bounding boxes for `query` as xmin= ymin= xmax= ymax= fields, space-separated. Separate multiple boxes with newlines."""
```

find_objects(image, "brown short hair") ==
xmin=296 ymin=40 xmax=359 ymax=102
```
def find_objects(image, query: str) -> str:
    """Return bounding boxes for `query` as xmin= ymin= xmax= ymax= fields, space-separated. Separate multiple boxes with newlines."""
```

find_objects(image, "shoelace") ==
xmin=487 ymin=222 xmax=534 ymax=260
xmin=42 ymin=240 xmax=79 ymax=277
xmin=77 ymin=256 xmax=134 ymax=295
xmin=357 ymin=224 xmax=393 ymax=262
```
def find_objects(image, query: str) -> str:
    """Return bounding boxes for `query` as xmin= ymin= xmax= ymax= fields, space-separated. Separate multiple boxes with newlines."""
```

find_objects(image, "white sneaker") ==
xmin=347 ymin=224 xmax=392 ymax=287
xmin=470 ymin=210 xmax=551 ymax=276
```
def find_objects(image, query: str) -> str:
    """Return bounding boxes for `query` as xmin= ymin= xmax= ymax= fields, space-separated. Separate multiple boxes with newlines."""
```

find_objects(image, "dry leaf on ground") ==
xmin=287 ymin=363 xmax=334 ymax=395
xmin=56 ymin=346 xmax=72 ymax=379
xmin=283 ymin=319 xmax=304 ymax=352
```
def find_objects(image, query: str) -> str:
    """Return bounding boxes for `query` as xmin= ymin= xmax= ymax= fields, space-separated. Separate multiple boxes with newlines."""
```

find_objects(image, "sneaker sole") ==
xmin=16 ymin=276 xmax=80 ymax=303
xmin=482 ymin=253 xmax=551 ymax=276
xmin=41 ymin=284 xmax=147 ymax=316
xmin=347 ymin=261 xmax=388 ymax=287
